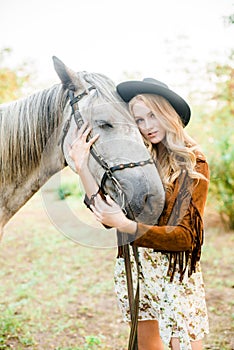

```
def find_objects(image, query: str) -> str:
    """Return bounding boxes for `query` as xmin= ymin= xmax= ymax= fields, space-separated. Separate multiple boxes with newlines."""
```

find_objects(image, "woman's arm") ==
xmin=90 ymin=195 xmax=137 ymax=233
xmin=68 ymin=122 xmax=99 ymax=197
xmin=69 ymin=123 xmax=137 ymax=233
xmin=132 ymin=159 xmax=209 ymax=252
xmin=91 ymin=159 xmax=209 ymax=253
xmin=90 ymin=193 xmax=193 ymax=251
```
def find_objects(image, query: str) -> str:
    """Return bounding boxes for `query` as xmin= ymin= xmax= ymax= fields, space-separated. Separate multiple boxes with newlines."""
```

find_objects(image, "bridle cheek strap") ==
xmin=63 ymin=89 xmax=154 ymax=215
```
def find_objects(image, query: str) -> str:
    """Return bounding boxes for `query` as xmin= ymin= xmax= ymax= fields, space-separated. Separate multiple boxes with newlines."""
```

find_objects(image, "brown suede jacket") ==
xmin=131 ymin=151 xmax=209 ymax=280
xmin=84 ymin=151 xmax=209 ymax=280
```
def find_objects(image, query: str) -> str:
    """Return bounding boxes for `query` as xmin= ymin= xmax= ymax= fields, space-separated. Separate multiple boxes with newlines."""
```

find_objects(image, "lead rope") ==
xmin=119 ymin=202 xmax=141 ymax=350
xmin=125 ymin=244 xmax=140 ymax=350
xmin=67 ymin=89 xmax=140 ymax=350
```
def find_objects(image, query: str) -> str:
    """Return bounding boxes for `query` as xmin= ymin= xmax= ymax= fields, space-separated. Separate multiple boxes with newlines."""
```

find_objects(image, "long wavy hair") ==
xmin=129 ymin=94 xmax=205 ymax=191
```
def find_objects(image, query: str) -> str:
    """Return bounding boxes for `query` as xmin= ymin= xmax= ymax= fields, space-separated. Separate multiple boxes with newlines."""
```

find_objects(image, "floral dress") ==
xmin=114 ymin=247 xmax=209 ymax=349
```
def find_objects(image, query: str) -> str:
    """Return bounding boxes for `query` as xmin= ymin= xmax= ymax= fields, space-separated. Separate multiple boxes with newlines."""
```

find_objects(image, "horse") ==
xmin=0 ymin=56 xmax=165 ymax=241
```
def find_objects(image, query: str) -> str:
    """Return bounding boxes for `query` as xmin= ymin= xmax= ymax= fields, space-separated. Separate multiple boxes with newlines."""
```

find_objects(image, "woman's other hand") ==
xmin=68 ymin=122 xmax=99 ymax=174
xmin=90 ymin=195 xmax=137 ymax=234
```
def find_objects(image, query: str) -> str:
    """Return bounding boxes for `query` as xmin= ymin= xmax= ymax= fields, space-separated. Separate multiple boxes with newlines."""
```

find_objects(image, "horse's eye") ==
xmin=96 ymin=120 xmax=113 ymax=129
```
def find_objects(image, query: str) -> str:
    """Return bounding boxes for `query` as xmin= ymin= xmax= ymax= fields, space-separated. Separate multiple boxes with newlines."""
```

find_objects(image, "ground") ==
xmin=0 ymin=169 xmax=234 ymax=349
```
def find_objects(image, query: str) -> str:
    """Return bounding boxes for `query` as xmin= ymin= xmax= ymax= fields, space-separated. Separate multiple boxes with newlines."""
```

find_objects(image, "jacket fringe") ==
xmin=189 ymin=201 xmax=204 ymax=276
xmin=117 ymin=163 xmax=207 ymax=283
xmin=166 ymin=200 xmax=204 ymax=282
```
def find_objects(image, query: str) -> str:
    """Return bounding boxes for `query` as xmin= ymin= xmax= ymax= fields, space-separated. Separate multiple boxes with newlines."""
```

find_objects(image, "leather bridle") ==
xmin=61 ymin=86 xmax=154 ymax=215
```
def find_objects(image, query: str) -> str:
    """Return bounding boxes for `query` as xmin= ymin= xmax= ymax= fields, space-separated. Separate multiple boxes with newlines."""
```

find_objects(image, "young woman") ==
xmin=69 ymin=78 xmax=209 ymax=350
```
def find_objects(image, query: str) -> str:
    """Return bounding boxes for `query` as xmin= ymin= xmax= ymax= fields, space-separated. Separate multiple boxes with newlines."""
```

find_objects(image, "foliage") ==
xmin=209 ymin=57 xmax=234 ymax=227
xmin=0 ymin=47 xmax=31 ymax=104
xmin=208 ymin=127 xmax=234 ymax=229
xmin=223 ymin=13 xmax=234 ymax=26
xmin=205 ymin=52 xmax=234 ymax=229
xmin=57 ymin=181 xmax=84 ymax=200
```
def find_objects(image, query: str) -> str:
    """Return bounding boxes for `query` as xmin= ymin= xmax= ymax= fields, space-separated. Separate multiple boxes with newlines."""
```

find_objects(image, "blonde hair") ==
xmin=129 ymin=94 xmax=205 ymax=191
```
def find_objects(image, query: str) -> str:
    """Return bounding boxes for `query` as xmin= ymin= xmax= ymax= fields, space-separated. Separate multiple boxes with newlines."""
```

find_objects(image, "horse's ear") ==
xmin=52 ymin=56 xmax=79 ymax=91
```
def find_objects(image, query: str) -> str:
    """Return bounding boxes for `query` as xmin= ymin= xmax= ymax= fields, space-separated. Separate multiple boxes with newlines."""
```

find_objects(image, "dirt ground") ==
xmin=0 ymin=171 xmax=234 ymax=349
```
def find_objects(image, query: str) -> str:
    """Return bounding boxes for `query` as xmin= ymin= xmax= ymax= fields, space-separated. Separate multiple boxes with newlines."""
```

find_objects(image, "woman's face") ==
xmin=132 ymin=100 xmax=166 ymax=144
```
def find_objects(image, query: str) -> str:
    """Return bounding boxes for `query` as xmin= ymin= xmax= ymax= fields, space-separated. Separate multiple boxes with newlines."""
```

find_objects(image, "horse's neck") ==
xmin=0 ymin=150 xmax=66 ymax=234
xmin=0 ymin=86 xmax=67 ymax=231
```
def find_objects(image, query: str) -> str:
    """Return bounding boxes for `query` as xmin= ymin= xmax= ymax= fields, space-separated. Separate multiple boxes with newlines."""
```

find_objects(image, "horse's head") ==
xmin=53 ymin=57 xmax=165 ymax=226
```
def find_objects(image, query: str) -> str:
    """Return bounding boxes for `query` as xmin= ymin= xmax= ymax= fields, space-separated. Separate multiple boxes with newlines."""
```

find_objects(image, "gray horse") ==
xmin=0 ymin=57 xmax=164 ymax=240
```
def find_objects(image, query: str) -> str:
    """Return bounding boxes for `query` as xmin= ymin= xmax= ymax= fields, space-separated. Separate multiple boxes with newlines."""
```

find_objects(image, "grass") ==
xmin=56 ymin=167 xmax=84 ymax=201
xmin=0 ymin=307 xmax=35 ymax=349
xmin=0 ymin=168 xmax=234 ymax=349
xmin=201 ymin=224 xmax=234 ymax=349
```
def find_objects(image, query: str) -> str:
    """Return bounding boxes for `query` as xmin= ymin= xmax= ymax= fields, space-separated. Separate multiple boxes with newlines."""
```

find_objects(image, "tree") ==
xmin=186 ymin=15 xmax=234 ymax=230
xmin=205 ymin=52 xmax=234 ymax=229
xmin=0 ymin=48 xmax=31 ymax=104
xmin=224 ymin=13 xmax=234 ymax=26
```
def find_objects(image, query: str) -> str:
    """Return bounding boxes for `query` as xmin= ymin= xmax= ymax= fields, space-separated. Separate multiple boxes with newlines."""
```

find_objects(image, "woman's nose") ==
xmin=145 ymin=118 xmax=154 ymax=130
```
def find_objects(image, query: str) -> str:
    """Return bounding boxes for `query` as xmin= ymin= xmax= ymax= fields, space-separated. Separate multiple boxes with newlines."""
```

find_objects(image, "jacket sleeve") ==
xmin=132 ymin=157 xmax=209 ymax=252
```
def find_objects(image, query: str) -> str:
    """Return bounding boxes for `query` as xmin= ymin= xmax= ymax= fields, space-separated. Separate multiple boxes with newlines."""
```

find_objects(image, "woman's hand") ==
xmin=90 ymin=195 xmax=137 ymax=234
xmin=68 ymin=122 xmax=99 ymax=174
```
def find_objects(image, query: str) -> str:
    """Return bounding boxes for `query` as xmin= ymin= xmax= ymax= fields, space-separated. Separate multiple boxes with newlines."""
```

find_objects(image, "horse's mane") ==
xmin=0 ymin=84 xmax=68 ymax=186
xmin=81 ymin=71 xmax=126 ymax=112
xmin=0 ymin=71 xmax=128 ymax=186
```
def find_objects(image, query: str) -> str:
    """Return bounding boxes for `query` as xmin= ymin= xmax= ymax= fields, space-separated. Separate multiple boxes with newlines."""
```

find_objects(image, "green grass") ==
xmin=0 ymin=307 xmax=35 ymax=349
xmin=55 ymin=335 xmax=104 ymax=350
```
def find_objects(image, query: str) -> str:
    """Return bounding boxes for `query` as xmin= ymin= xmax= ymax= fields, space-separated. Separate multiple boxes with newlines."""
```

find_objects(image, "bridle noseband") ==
xmin=61 ymin=86 xmax=154 ymax=214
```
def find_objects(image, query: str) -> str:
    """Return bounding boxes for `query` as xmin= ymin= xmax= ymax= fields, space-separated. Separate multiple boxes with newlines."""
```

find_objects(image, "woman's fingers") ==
xmin=88 ymin=133 xmax=99 ymax=146
xmin=90 ymin=204 xmax=99 ymax=216
xmin=68 ymin=121 xmax=100 ymax=170
xmin=90 ymin=194 xmax=127 ymax=229
xmin=81 ymin=125 xmax=100 ymax=145
xmin=93 ymin=194 xmax=121 ymax=215
xmin=82 ymin=125 xmax=92 ymax=138
xmin=105 ymin=195 xmax=115 ymax=206
xmin=70 ymin=122 xmax=99 ymax=148
xmin=103 ymin=195 xmax=121 ymax=211
xmin=90 ymin=205 xmax=103 ymax=222
xmin=78 ymin=121 xmax=89 ymax=135
xmin=90 ymin=194 xmax=103 ymax=210
xmin=71 ymin=122 xmax=89 ymax=142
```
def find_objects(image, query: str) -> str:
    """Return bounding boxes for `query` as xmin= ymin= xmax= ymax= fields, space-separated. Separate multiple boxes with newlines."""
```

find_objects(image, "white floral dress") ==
xmin=114 ymin=247 xmax=209 ymax=349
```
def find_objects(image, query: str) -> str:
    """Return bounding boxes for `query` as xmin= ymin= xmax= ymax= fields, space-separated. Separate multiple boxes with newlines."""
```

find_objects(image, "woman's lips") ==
xmin=148 ymin=131 xmax=158 ymax=137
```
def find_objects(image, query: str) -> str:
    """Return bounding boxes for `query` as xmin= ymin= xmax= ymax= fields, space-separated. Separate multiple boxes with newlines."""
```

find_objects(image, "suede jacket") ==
xmin=132 ymin=151 xmax=210 ymax=281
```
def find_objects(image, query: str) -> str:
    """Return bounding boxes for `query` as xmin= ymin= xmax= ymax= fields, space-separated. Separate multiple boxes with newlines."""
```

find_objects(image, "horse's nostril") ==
xmin=144 ymin=194 xmax=154 ymax=212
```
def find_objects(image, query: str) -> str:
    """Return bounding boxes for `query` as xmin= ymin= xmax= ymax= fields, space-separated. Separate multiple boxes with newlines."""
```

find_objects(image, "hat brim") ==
xmin=117 ymin=81 xmax=191 ymax=127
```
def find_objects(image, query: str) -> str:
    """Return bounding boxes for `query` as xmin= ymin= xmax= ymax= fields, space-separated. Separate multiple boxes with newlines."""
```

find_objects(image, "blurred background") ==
xmin=0 ymin=0 xmax=233 ymax=349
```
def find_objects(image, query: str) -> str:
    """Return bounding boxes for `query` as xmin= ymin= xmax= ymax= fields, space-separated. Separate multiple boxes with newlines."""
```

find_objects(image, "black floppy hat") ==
xmin=117 ymin=78 xmax=191 ymax=127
